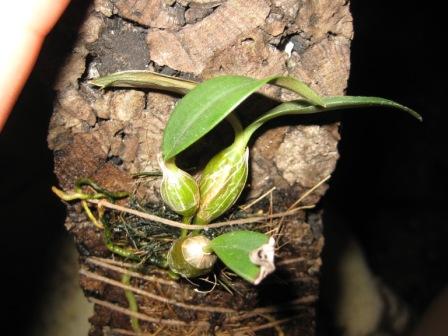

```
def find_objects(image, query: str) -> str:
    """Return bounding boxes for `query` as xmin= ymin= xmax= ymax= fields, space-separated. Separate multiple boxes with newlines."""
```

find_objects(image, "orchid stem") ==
xmin=122 ymin=270 xmax=142 ymax=334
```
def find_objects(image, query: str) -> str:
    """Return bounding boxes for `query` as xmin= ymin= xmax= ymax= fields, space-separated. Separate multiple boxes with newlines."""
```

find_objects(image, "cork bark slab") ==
xmin=48 ymin=0 xmax=352 ymax=334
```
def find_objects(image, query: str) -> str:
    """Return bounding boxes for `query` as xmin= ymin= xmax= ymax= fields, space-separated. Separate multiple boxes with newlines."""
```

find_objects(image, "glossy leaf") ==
xmin=241 ymin=95 xmax=423 ymax=143
xmin=269 ymin=76 xmax=323 ymax=106
xmin=210 ymin=230 xmax=269 ymax=284
xmin=89 ymin=70 xmax=197 ymax=94
xmin=162 ymin=75 xmax=323 ymax=159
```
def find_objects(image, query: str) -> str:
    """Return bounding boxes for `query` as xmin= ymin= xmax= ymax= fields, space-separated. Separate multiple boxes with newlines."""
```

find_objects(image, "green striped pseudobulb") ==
xmin=194 ymin=142 xmax=248 ymax=224
xmin=158 ymin=155 xmax=200 ymax=219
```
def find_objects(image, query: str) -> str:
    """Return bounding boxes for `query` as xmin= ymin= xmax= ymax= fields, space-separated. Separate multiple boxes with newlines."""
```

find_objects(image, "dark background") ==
xmin=319 ymin=1 xmax=445 ymax=335
xmin=0 ymin=0 xmax=443 ymax=335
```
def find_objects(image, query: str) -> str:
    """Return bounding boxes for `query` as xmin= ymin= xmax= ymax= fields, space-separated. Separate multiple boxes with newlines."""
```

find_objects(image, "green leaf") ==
xmin=242 ymin=95 xmax=422 ymax=141
xmin=269 ymin=76 xmax=324 ymax=107
xmin=210 ymin=230 xmax=269 ymax=284
xmin=162 ymin=75 xmax=323 ymax=159
xmin=89 ymin=70 xmax=197 ymax=95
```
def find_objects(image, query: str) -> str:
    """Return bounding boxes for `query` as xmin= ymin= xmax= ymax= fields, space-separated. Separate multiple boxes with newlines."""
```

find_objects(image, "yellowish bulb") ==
xmin=167 ymin=235 xmax=217 ymax=278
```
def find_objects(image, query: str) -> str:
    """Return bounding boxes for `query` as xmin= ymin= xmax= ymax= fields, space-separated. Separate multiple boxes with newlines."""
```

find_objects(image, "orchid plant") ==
xmin=56 ymin=70 xmax=421 ymax=285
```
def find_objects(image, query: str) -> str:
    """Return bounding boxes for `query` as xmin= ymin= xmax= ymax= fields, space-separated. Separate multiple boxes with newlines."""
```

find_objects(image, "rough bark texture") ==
xmin=48 ymin=0 xmax=352 ymax=334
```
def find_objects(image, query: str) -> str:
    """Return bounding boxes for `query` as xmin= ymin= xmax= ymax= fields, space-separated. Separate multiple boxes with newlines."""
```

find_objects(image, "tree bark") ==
xmin=48 ymin=0 xmax=352 ymax=334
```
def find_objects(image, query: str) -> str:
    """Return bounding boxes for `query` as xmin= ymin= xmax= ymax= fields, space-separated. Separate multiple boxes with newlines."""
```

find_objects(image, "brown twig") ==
xmin=90 ymin=257 xmax=168 ymax=275
xmin=82 ymin=263 xmax=316 ymax=317
xmin=85 ymin=257 xmax=178 ymax=287
xmin=289 ymin=175 xmax=331 ymax=210
xmin=276 ymin=256 xmax=308 ymax=266
xmin=239 ymin=186 xmax=276 ymax=211
xmin=88 ymin=297 xmax=209 ymax=328
xmin=85 ymin=176 xmax=328 ymax=231
xmin=233 ymin=295 xmax=317 ymax=321
xmin=80 ymin=268 xmax=236 ymax=314
xmin=108 ymin=327 xmax=167 ymax=336
xmin=107 ymin=329 xmax=153 ymax=336
xmin=276 ymin=175 xmax=331 ymax=238
xmin=259 ymin=314 xmax=285 ymax=336
xmin=232 ymin=317 xmax=294 ymax=333
xmin=88 ymin=198 xmax=315 ymax=230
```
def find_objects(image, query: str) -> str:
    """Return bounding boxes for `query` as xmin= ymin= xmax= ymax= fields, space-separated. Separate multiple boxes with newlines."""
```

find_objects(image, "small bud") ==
xmin=167 ymin=235 xmax=217 ymax=278
xmin=194 ymin=144 xmax=249 ymax=224
xmin=158 ymin=155 xmax=200 ymax=218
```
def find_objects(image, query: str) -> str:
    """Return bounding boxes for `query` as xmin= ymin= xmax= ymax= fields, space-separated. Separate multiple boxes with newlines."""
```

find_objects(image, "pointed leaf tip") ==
xmin=88 ymin=70 xmax=197 ymax=94
xmin=247 ymin=95 xmax=422 ymax=132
